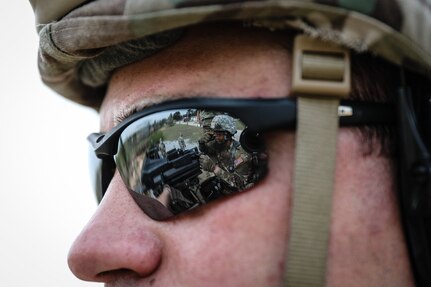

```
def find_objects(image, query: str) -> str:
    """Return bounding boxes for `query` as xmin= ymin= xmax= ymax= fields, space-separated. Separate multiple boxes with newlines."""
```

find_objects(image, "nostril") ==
xmin=97 ymin=268 xmax=139 ymax=282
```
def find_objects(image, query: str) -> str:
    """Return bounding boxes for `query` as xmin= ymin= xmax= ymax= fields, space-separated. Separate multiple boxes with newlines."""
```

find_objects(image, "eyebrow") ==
xmin=113 ymin=96 xmax=167 ymax=126
xmin=112 ymin=92 xmax=219 ymax=126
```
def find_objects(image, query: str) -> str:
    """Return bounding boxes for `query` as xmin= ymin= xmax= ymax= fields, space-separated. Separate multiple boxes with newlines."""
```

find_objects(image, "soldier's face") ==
xmin=68 ymin=24 xmax=414 ymax=286
xmin=214 ymin=131 xmax=227 ymax=144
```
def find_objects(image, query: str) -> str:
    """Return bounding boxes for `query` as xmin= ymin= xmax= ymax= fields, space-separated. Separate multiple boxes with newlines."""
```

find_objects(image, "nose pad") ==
xmin=239 ymin=128 xmax=265 ymax=153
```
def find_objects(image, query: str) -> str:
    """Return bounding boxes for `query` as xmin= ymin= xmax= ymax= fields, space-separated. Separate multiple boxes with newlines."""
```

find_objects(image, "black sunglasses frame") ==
xmin=88 ymin=97 xmax=395 ymax=158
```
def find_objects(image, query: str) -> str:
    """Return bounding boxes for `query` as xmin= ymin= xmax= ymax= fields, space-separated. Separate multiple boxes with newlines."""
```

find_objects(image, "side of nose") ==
xmin=67 ymin=175 xmax=163 ymax=282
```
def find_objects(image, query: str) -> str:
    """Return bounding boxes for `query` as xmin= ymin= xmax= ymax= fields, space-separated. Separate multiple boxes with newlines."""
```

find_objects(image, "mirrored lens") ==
xmin=114 ymin=108 xmax=268 ymax=219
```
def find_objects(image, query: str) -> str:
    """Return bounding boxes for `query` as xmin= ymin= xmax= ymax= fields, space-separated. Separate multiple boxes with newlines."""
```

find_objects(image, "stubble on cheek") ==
xmin=325 ymin=131 xmax=414 ymax=287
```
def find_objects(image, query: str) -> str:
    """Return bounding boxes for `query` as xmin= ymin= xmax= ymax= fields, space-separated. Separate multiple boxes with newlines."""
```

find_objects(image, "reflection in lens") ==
xmin=115 ymin=109 xmax=268 ymax=219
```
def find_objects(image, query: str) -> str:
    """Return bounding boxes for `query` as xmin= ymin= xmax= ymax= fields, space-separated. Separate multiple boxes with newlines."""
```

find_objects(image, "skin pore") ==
xmin=68 ymin=23 xmax=414 ymax=287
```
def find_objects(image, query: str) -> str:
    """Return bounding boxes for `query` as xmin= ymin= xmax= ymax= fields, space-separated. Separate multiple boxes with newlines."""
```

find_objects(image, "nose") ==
xmin=67 ymin=174 xmax=163 ymax=282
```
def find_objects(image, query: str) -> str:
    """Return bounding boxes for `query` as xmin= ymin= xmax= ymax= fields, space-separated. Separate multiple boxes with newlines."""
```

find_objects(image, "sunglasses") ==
xmin=88 ymin=97 xmax=394 ymax=220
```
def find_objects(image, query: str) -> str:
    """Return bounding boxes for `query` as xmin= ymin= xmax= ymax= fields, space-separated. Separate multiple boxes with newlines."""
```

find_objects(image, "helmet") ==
xmin=29 ymin=0 xmax=431 ymax=108
xmin=29 ymin=1 xmax=431 ymax=286
xmin=211 ymin=115 xmax=237 ymax=136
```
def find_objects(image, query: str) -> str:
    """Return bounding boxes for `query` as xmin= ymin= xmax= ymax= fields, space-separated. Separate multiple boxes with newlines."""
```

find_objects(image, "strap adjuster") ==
xmin=292 ymin=35 xmax=351 ymax=98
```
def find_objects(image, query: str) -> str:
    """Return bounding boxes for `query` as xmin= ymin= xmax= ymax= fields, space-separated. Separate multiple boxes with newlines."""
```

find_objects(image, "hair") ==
xmin=350 ymin=52 xmax=430 ymax=157
xmin=349 ymin=53 xmax=399 ymax=157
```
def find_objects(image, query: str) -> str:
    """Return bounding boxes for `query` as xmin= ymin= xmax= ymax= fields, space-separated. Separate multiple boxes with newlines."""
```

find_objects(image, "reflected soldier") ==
xmin=199 ymin=115 xmax=252 ymax=192
xmin=158 ymin=138 xmax=167 ymax=158
xmin=197 ymin=110 xmax=220 ymax=153
xmin=178 ymin=133 xmax=186 ymax=151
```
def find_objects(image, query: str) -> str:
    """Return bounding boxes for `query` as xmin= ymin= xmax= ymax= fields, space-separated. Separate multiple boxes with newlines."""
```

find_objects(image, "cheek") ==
xmin=266 ymin=132 xmax=296 ymax=186
xmin=161 ymin=132 xmax=294 ymax=286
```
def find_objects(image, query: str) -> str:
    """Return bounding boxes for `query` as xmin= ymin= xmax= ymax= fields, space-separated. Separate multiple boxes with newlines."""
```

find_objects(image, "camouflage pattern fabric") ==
xmin=211 ymin=114 xmax=237 ymax=136
xmin=168 ymin=185 xmax=196 ymax=214
xmin=30 ymin=0 xmax=431 ymax=108
xmin=200 ymin=139 xmax=252 ymax=191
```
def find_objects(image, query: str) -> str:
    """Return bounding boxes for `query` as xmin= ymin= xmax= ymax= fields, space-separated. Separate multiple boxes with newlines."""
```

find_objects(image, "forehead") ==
xmin=100 ymin=24 xmax=294 ymax=131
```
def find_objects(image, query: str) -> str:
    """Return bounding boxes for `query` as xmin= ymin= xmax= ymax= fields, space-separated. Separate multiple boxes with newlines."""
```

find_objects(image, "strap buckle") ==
xmin=292 ymin=35 xmax=351 ymax=98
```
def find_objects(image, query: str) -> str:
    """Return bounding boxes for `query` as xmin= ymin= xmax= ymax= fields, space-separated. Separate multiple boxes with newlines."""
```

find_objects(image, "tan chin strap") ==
xmin=284 ymin=35 xmax=350 ymax=287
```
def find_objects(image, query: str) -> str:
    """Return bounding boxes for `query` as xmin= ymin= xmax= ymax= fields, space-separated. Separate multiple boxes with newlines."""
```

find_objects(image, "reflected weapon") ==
xmin=141 ymin=147 xmax=202 ymax=195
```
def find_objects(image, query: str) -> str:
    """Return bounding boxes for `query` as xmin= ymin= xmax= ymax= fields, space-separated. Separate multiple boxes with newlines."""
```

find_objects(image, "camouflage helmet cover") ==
xmin=30 ymin=0 xmax=431 ymax=108
xmin=211 ymin=115 xmax=237 ymax=136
